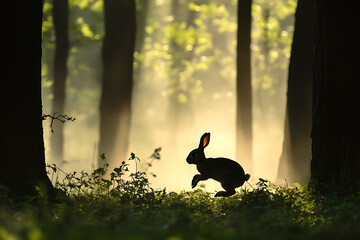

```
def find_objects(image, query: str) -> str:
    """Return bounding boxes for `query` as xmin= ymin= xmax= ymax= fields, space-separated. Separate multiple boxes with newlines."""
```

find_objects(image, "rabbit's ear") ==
xmin=199 ymin=132 xmax=210 ymax=149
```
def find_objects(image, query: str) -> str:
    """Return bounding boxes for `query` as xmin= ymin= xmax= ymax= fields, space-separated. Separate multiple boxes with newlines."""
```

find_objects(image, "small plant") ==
xmin=110 ymin=160 xmax=129 ymax=191
xmin=140 ymin=147 xmax=162 ymax=177
xmin=46 ymin=149 xmax=163 ymax=200
xmin=129 ymin=152 xmax=141 ymax=173
xmin=256 ymin=178 xmax=269 ymax=190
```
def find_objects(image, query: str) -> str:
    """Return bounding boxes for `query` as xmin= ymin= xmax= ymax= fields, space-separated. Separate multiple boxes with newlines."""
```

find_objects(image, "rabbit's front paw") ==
xmin=192 ymin=174 xmax=206 ymax=188
xmin=191 ymin=175 xmax=200 ymax=188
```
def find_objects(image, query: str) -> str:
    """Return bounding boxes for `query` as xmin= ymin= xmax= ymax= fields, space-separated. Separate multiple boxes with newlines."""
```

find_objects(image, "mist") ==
xmin=41 ymin=0 xmax=296 ymax=193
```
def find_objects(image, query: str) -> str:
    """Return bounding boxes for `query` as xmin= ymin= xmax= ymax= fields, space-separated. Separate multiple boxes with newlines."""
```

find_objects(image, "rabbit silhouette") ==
xmin=186 ymin=132 xmax=250 ymax=197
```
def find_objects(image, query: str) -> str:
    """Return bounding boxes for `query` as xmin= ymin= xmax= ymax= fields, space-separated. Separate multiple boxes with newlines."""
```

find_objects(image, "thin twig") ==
xmin=42 ymin=112 xmax=76 ymax=133
xmin=246 ymin=181 xmax=255 ymax=189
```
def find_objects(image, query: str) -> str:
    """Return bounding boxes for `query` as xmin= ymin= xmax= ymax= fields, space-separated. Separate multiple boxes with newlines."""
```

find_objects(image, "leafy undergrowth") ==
xmin=1 ymin=153 xmax=360 ymax=240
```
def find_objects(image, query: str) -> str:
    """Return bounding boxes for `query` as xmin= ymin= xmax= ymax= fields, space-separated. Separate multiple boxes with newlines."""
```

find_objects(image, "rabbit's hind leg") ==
xmin=214 ymin=173 xmax=242 ymax=197
xmin=215 ymin=180 xmax=236 ymax=197
xmin=214 ymin=188 xmax=236 ymax=197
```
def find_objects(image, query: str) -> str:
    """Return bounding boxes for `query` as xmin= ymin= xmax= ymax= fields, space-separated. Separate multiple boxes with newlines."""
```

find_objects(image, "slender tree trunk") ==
xmin=310 ymin=0 xmax=359 ymax=193
xmin=99 ymin=0 xmax=136 ymax=168
xmin=277 ymin=0 xmax=314 ymax=183
xmin=51 ymin=0 xmax=70 ymax=165
xmin=236 ymin=0 xmax=253 ymax=172
xmin=1 ymin=0 xmax=53 ymax=195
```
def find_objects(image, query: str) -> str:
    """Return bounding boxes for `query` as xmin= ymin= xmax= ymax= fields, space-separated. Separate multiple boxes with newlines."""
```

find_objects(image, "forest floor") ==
xmin=1 ymin=160 xmax=360 ymax=240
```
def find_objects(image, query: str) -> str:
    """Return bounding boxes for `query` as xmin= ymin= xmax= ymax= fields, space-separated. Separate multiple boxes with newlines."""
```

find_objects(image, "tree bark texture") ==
xmin=236 ymin=0 xmax=253 ymax=172
xmin=51 ymin=0 xmax=70 ymax=165
xmin=277 ymin=0 xmax=315 ymax=183
xmin=311 ymin=0 xmax=360 ymax=192
xmin=99 ymin=0 xmax=136 ymax=168
xmin=1 ymin=0 xmax=53 ymax=194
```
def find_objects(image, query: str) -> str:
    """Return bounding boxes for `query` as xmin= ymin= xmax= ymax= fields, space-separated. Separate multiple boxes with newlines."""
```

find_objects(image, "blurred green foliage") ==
xmin=42 ymin=0 xmax=103 ymax=120
xmin=41 ymin=0 xmax=296 ymax=120
xmin=252 ymin=0 xmax=297 ymax=91
xmin=138 ymin=1 xmax=238 ymax=106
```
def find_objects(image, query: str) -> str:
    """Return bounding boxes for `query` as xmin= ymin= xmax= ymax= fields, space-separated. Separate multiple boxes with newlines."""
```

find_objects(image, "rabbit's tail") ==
xmin=244 ymin=173 xmax=251 ymax=182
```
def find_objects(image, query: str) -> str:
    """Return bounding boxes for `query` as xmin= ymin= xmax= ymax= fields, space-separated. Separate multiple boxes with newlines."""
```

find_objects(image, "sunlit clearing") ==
xmin=42 ymin=0 xmax=296 ymax=193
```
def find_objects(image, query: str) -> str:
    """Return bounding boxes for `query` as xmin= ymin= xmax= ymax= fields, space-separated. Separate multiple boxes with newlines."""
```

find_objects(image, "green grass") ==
xmin=1 ymin=154 xmax=360 ymax=240
xmin=2 ymin=183 xmax=360 ymax=239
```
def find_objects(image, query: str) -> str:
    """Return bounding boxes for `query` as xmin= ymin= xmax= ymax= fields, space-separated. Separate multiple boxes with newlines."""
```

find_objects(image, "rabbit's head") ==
xmin=186 ymin=132 xmax=210 ymax=164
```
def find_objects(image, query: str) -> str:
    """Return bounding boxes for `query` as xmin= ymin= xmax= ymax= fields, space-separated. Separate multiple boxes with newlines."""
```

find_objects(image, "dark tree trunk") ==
xmin=1 ymin=0 xmax=53 ymax=195
xmin=51 ymin=0 xmax=70 ymax=165
xmin=277 ymin=0 xmax=315 ymax=183
xmin=310 ymin=0 xmax=360 ymax=192
xmin=236 ymin=0 xmax=253 ymax=172
xmin=99 ymin=0 xmax=136 ymax=168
